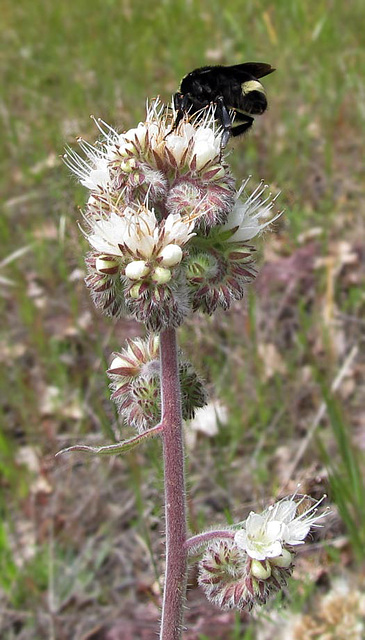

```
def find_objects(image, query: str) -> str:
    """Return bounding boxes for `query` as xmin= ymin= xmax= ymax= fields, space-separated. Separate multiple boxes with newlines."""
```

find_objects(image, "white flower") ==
xmin=84 ymin=205 xmax=195 ymax=263
xmin=85 ymin=211 xmax=129 ymax=256
xmin=64 ymin=144 xmax=112 ymax=193
xmin=162 ymin=213 xmax=195 ymax=247
xmin=117 ymin=123 xmax=148 ymax=155
xmin=192 ymin=127 xmax=221 ymax=170
xmin=234 ymin=512 xmax=284 ymax=560
xmin=164 ymin=122 xmax=196 ymax=165
xmin=234 ymin=493 xmax=328 ymax=560
xmin=268 ymin=494 xmax=328 ymax=546
xmin=80 ymin=158 xmax=110 ymax=191
xmin=223 ymin=177 xmax=282 ymax=242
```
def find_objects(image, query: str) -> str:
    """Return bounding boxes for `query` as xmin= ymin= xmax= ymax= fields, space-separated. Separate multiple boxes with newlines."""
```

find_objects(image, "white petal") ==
xmin=234 ymin=529 xmax=248 ymax=550
xmin=269 ymin=500 xmax=297 ymax=524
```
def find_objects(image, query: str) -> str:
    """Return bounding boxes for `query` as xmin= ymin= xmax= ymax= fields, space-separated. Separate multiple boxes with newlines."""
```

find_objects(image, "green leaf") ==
xmin=56 ymin=424 xmax=162 ymax=457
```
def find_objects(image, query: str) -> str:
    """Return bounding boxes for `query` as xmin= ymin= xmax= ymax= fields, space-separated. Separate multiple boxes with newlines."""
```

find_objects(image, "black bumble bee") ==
xmin=172 ymin=62 xmax=275 ymax=147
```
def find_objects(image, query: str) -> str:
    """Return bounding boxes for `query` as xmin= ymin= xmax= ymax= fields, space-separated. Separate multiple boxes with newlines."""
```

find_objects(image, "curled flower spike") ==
xmin=108 ymin=335 xmax=207 ymax=431
xmin=64 ymin=100 xmax=282 ymax=328
xmin=198 ymin=537 xmax=293 ymax=612
xmin=108 ymin=335 xmax=161 ymax=432
xmin=198 ymin=493 xmax=328 ymax=611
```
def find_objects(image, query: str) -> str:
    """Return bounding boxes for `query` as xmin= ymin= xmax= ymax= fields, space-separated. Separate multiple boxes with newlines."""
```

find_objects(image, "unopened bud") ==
xmin=129 ymin=283 xmax=142 ymax=299
xmin=120 ymin=158 xmax=138 ymax=173
xmin=125 ymin=260 xmax=150 ymax=280
xmin=109 ymin=355 xmax=130 ymax=373
xmin=159 ymin=244 xmax=183 ymax=267
xmin=95 ymin=255 xmax=119 ymax=275
xmin=270 ymin=549 xmax=292 ymax=568
xmin=152 ymin=266 xmax=171 ymax=284
xmin=251 ymin=559 xmax=272 ymax=580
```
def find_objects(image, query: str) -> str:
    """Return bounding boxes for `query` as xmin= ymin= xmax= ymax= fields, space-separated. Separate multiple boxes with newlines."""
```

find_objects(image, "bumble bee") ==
xmin=172 ymin=62 xmax=275 ymax=147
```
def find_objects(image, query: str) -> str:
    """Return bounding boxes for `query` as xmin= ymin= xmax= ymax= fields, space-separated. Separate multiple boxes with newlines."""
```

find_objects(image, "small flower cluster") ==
xmin=198 ymin=494 xmax=328 ymax=611
xmin=64 ymin=101 xmax=281 ymax=330
xmin=283 ymin=580 xmax=365 ymax=640
xmin=108 ymin=335 xmax=206 ymax=431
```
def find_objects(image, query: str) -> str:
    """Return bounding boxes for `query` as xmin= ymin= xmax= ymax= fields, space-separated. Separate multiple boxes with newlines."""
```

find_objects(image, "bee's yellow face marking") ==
xmin=241 ymin=80 xmax=265 ymax=95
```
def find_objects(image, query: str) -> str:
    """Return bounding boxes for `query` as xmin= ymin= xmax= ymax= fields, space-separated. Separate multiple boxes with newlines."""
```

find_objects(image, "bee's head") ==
xmin=241 ymin=80 xmax=268 ymax=115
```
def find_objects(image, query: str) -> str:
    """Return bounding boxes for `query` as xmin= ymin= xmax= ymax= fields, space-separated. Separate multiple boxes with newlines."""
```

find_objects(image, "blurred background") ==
xmin=1 ymin=0 xmax=364 ymax=638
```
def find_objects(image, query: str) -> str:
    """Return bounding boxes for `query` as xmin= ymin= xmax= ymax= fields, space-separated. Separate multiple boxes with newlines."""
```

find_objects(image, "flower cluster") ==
xmin=282 ymin=579 xmax=365 ymax=640
xmin=64 ymin=101 xmax=281 ymax=330
xmin=198 ymin=494 xmax=328 ymax=611
xmin=108 ymin=335 xmax=206 ymax=431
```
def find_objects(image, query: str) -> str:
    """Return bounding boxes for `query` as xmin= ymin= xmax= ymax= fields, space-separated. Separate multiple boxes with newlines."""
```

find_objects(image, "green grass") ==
xmin=319 ymin=385 xmax=365 ymax=560
xmin=1 ymin=0 xmax=364 ymax=637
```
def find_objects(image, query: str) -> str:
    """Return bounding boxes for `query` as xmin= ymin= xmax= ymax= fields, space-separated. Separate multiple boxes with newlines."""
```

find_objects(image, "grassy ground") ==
xmin=1 ymin=0 xmax=365 ymax=638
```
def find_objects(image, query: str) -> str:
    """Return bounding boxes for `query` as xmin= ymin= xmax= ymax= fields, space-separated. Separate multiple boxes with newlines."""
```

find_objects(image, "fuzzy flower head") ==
xmin=108 ymin=335 xmax=207 ymax=431
xmin=64 ymin=100 xmax=283 ymax=329
xmin=198 ymin=492 xmax=328 ymax=612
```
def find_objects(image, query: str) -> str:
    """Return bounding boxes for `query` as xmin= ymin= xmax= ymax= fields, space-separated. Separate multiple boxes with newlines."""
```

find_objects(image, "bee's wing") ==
xmin=228 ymin=62 xmax=276 ymax=79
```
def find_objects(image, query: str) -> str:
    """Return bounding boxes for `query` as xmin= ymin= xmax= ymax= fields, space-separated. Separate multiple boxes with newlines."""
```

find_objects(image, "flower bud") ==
xmin=192 ymin=129 xmax=220 ymax=170
xmin=108 ymin=335 xmax=161 ymax=432
xmin=95 ymin=255 xmax=119 ymax=275
xmin=159 ymin=244 xmax=183 ymax=267
xmin=251 ymin=559 xmax=272 ymax=580
xmin=84 ymin=251 xmax=126 ymax=319
xmin=129 ymin=283 xmax=143 ymax=299
xmin=152 ymin=266 xmax=172 ymax=284
xmin=270 ymin=549 xmax=293 ymax=568
xmin=108 ymin=355 xmax=136 ymax=377
xmin=120 ymin=158 xmax=138 ymax=173
xmin=125 ymin=260 xmax=150 ymax=280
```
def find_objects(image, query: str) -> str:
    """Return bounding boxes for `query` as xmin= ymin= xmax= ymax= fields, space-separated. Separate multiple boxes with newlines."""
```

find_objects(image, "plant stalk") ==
xmin=185 ymin=529 xmax=235 ymax=551
xmin=159 ymin=327 xmax=187 ymax=640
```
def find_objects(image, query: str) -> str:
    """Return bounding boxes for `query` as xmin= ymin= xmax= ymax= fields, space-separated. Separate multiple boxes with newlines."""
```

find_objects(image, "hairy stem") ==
xmin=159 ymin=327 xmax=187 ymax=640
xmin=185 ymin=529 xmax=235 ymax=551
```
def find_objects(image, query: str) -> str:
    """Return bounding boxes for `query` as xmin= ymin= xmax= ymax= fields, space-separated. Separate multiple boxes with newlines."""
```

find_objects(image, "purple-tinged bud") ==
xmin=125 ymin=280 xmax=189 ymax=332
xmin=108 ymin=335 xmax=161 ymax=432
xmin=95 ymin=255 xmax=120 ymax=275
xmin=166 ymin=177 xmax=235 ymax=230
xmin=186 ymin=244 xmax=257 ymax=315
xmin=84 ymin=251 xmax=126 ymax=319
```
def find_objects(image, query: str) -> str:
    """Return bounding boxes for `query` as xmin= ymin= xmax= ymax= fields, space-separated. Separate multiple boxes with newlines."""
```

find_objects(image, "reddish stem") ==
xmin=159 ymin=327 xmax=187 ymax=640
xmin=185 ymin=529 xmax=235 ymax=551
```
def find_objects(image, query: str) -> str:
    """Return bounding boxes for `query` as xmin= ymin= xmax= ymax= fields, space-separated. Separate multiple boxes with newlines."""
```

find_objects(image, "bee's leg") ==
xmin=166 ymin=93 xmax=184 ymax=137
xmin=215 ymin=96 xmax=232 ymax=148
xmin=167 ymin=92 xmax=194 ymax=137
xmin=231 ymin=116 xmax=254 ymax=137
